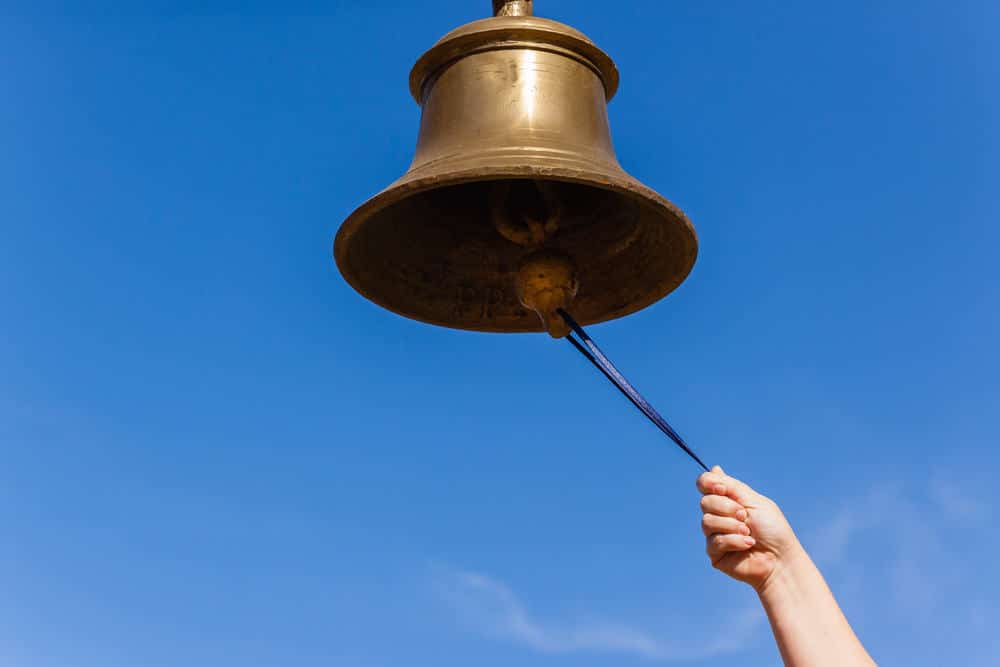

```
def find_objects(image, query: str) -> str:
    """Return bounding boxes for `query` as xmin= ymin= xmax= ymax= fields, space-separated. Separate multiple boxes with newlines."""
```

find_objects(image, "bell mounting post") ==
xmin=493 ymin=1 xmax=533 ymax=16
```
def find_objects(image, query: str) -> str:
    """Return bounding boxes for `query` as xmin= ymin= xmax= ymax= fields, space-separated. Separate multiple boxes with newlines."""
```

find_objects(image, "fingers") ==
xmin=696 ymin=465 xmax=757 ymax=506
xmin=700 ymin=467 xmax=757 ymax=566
xmin=702 ymin=513 xmax=750 ymax=538
xmin=696 ymin=470 xmax=729 ymax=496
xmin=706 ymin=532 xmax=756 ymax=563
xmin=719 ymin=472 xmax=756 ymax=506
xmin=700 ymin=494 xmax=749 ymax=521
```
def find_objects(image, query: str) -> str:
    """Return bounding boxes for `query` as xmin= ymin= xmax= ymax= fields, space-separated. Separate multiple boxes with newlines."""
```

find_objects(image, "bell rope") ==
xmin=558 ymin=308 xmax=711 ymax=472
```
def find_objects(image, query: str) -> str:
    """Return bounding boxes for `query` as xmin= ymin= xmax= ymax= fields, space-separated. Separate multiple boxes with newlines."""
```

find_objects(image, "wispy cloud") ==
xmin=929 ymin=477 xmax=983 ymax=520
xmin=434 ymin=568 xmax=763 ymax=662
xmin=803 ymin=482 xmax=948 ymax=621
xmin=798 ymin=477 xmax=997 ymax=659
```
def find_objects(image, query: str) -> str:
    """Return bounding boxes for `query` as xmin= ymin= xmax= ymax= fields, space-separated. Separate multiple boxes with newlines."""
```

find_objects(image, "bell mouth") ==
xmin=334 ymin=167 xmax=698 ymax=333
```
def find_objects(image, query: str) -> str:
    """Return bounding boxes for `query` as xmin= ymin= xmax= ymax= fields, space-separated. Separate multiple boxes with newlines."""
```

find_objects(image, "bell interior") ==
xmin=336 ymin=178 xmax=695 ymax=332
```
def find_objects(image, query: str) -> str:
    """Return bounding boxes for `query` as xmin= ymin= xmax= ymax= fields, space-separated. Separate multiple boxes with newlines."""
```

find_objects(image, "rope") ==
xmin=557 ymin=309 xmax=710 ymax=472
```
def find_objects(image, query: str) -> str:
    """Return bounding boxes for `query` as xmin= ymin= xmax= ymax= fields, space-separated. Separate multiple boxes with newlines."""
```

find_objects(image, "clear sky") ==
xmin=2 ymin=1 xmax=998 ymax=665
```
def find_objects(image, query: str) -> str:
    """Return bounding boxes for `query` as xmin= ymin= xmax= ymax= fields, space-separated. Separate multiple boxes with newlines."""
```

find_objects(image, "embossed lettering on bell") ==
xmin=334 ymin=1 xmax=697 ymax=334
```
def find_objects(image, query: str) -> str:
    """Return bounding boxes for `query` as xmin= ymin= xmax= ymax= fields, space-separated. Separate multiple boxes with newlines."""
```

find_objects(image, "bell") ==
xmin=334 ymin=0 xmax=697 ymax=337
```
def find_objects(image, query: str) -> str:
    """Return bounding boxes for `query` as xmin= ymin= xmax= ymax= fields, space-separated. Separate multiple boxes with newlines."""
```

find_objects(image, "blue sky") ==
xmin=2 ymin=1 xmax=998 ymax=665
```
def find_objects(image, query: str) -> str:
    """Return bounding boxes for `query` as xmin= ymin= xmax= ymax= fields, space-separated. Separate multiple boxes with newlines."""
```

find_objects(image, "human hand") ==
xmin=697 ymin=466 xmax=802 ymax=592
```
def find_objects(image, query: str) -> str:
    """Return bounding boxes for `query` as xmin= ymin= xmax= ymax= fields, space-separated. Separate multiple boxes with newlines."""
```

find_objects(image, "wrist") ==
xmin=754 ymin=540 xmax=812 ymax=600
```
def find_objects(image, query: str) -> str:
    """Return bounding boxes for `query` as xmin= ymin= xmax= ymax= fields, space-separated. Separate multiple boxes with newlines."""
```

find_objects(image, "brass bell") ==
xmin=334 ymin=0 xmax=697 ymax=337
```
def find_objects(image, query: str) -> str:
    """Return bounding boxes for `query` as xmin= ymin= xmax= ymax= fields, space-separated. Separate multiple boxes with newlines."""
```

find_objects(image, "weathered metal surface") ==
xmin=334 ymin=5 xmax=698 ymax=334
xmin=515 ymin=249 xmax=578 ymax=338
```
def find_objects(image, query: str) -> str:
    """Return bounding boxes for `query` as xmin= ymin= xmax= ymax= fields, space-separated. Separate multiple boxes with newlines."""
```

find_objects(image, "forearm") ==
xmin=757 ymin=543 xmax=876 ymax=667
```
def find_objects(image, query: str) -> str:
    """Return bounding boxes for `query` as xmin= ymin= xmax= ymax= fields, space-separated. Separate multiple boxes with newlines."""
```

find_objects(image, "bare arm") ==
xmin=697 ymin=467 xmax=876 ymax=667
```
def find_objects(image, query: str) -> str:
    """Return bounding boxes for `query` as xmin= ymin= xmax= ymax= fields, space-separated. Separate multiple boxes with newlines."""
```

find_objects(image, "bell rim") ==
xmin=334 ymin=166 xmax=699 ymax=334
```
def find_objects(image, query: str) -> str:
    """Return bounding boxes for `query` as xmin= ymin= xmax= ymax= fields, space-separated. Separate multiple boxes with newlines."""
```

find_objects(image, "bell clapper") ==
xmin=515 ymin=249 xmax=579 ymax=339
xmin=490 ymin=180 xmax=577 ymax=337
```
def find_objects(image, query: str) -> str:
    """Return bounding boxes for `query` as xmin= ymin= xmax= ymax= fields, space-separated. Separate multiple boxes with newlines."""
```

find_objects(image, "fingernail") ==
xmin=744 ymin=536 xmax=755 ymax=546
xmin=740 ymin=524 xmax=750 ymax=536
xmin=736 ymin=509 xmax=748 ymax=521
xmin=712 ymin=465 xmax=722 ymax=472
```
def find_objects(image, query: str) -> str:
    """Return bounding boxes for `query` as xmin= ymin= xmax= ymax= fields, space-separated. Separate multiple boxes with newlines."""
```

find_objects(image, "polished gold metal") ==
xmin=493 ymin=0 xmax=533 ymax=16
xmin=334 ymin=2 xmax=698 ymax=335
